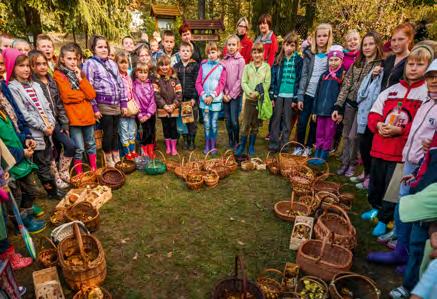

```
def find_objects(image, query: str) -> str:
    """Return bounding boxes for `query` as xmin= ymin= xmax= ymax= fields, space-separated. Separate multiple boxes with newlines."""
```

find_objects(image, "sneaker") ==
xmin=302 ymin=147 xmax=312 ymax=157
xmin=372 ymin=221 xmax=387 ymax=237
xmin=350 ymin=171 xmax=365 ymax=183
xmin=361 ymin=208 xmax=378 ymax=221
xmin=377 ymin=230 xmax=396 ymax=244
xmin=356 ymin=177 xmax=369 ymax=190
xmin=292 ymin=147 xmax=304 ymax=156
xmin=32 ymin=205 xmax=44 ymax=218
xmin=344 ymin=165 xmax=356 ymax=177
xmin=389 ymin=286 xmax=410 ymax=299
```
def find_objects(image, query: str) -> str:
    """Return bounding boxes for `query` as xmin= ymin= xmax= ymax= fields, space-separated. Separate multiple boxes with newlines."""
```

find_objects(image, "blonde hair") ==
xmin=408 ymin=40 xmax=437 ymax=64
xmin=236 ymin=17 xmax=251 ymax=31
xmin=252 ymin=42 xmax=264 ymax=53
xmin=311 ymin=23 xmax=333 ymax=54
xmin=344 ymin=29 xmax=360 ymax=47
xmin=226 ymin=34 xmax=241 ymax=46
xmin=205 ymin=41 xmax=218 ymax=54
xmin=133 ymin=62 xmax=150 ymax=80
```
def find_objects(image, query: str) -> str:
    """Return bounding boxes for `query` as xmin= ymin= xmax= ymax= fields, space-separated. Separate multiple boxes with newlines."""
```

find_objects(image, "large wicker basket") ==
xmin=98 ymin=167 xmax=126 ymax=190
xmin=73 ymin=287 xmax=112 ymax=299
xmin=70 ymin=163 xmax=97 ymax=188
xmin=115 ymin=158 xmax=136 ymax=175
xmin=274 ymin=199 xmax=311 ymax=222
xmin=37 ymin=236 xmax=58 ymax=268
xmin=58 ymin=223 xmax=106 ymax=290
xmin=256 ymin=268 xmax=283 ymax=299
xmin=165 ymin=153 xmax=182 ymax=173
xmin=289 ymin=165 xmax=315 ymax=195
xmin=279 ymin=141 xmax=307 ymax=177
xmin=65 ymin=202 xmax=100 ymax=233
xmin=329 ymin=272 xmax=380 ymax=299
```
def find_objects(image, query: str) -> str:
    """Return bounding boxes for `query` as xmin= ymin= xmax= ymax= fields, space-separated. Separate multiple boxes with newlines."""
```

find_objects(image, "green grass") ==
xmin=13 ymin=121 xmax=401 ymax=298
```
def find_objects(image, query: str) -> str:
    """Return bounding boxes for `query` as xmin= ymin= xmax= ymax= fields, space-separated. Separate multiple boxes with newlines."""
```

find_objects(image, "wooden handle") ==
xmin=73 ymin=223 xmax=87 ymax=263
xmin=257 ymin=268 xmax=283 ymax=282
xmin=280 ymin=141 xmax=305 ymax=155
xmin=69 ymin=162 xmax=91 ymax=179
xmin=234 ymin=256 xmax=248 ymax=299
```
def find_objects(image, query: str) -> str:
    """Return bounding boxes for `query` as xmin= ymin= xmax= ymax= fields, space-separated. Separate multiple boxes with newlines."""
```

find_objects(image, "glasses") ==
xmin=426 ymin=74 xmax=437 ymax=80
xmin=238 ymin=25 xmax=247 ymax=29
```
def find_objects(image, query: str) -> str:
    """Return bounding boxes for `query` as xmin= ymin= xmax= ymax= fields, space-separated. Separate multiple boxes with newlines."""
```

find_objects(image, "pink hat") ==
xmin=327 ymin=45 xmax=344 ymax=60
xmin=2 ymin=48 xmax=21 ymax=84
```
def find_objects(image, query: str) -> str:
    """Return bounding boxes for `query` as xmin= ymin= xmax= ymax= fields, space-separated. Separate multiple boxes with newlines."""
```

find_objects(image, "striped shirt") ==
xmin=22 ymin=82 xmax=50 ymax=126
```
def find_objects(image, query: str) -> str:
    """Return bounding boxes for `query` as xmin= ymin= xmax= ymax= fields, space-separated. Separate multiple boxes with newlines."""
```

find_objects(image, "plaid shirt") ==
xmin=83 ymin=56 xmax=128 ymax=108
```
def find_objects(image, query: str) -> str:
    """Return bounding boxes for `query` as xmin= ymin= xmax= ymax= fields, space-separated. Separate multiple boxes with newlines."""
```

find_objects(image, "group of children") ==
xmin=0 ymin=14 xmax=437 ymax=299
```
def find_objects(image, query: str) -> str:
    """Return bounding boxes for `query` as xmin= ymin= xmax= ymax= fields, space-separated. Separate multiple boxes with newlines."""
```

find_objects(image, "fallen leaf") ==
xmin=167 ymin=251 xmax=173 ymax=258
xmin=240 ymin=220 xmax=246 ymax=223
xmin=146 ymin=254 xmax=153 ymax=258
xmin=133 ymin=252 xmax=138 ymax=260
xmin=121 ymin=238 xmax=130 ymax=244
xmin=237 ymin=240 xmax=245 ymax=246
xmin=230 ymin=217 xmax=235 ymax=221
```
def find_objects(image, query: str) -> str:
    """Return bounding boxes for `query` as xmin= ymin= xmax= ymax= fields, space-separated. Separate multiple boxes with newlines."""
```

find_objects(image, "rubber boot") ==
xmin=122 ymin=145 xmax=132 ymax=160
xmin=182 ymin=134 xmax=189 ymax=150
xmin=32 ymin=205 xmax=45 ymax=218
xmin=308 ymin=148 xmax=321 ymax=165
xmin=103 ymin=152 xmax=115 ymax=167
xmin=0 ymin=246 xmax=33 ymax=270
xmin=361 ymin=208 xmax=378 ymax=221
xmin=147 ymin=144 xmax=156 ymax=159
xmin=210 ymin=138 xmax=218 ymax=155
xmin=50 ymin=160 xmax=69 ymax=189
xmin=170 ymin=139 xmax=178 ymax=156
xmin=189 ymin=134 xmax=196 ymax=150
xmin=141 ymin=145 xmax=149 ymax=157
xmin=367 ymin=242 xmax=408 ymax=265
xmin=203 ymin=138 xmax=211 ymax=155
xmin=235 ymin=136 xmax=247 ymax=156
xmin=248 ymin=134 xmax=256 ymax=156
xmin=73 ymin=159 xmax=83 ymax=175
xmin=320 ymin=149 xmax=329 ymax=162
xmin=22 ymin=214 xmax=46 ymax=234
xmin=59 ymin=155 xmax=73 ymax=183
xmin=372 ymin=221 xmax=387 ymax=237
xmin=165 ymin=139 xmax=171 ymax=155
xmin=88 ymin=153 xmax=97 ymax=171
xmin=129 ymin=142 xmax=138 ymax=158
xmin=112 ymin=150 xmax=121 ymax=164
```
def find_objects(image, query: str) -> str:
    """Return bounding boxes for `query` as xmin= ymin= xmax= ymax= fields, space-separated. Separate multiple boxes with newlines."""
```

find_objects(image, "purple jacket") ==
xmin=222 ymin=52 xmax=245 ymax=99
xmin=83 ymin=56 xmax=128 ymax=110
xmin=133 ymin=79 xmax=156 ymax=120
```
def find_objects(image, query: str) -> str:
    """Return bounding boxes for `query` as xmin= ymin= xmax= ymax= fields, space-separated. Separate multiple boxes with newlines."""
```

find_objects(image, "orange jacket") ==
xmin=54 ymin=70 xmax=96 ymax=126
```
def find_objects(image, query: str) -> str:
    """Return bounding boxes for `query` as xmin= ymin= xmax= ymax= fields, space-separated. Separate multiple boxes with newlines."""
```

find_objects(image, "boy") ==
xmin=12 ymin=39 xmax=31 ymax=55
xmin=122 ymin=36 xmax=135 ymax=73
xmin=0 ymin=33 xmax=13 ymax=50
xmin=150 ymin=38 xmax=164 ymax=66
xmin=36 ymin=34 xmax=56 ymax=74
xmin=162 ymin=30 xmax=177 ymax=67
xmin=174 ymin=41 xmax=200 ymax=150
xmin=179 ymin=24 xmax=202 ymax=63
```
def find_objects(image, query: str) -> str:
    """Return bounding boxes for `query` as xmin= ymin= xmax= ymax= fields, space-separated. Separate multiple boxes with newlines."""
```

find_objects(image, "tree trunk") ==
xmin=290 ymin=0 xmax=299 ymax=29
xmin=198 ymin=0 xmax=206 ymax=19
xmin=305 ymin=0 xmax=316 ymax=30
xmin=23 ymin=4 xmax=42 ymax=46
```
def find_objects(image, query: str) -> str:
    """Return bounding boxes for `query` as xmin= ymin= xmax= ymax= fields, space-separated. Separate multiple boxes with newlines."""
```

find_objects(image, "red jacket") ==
xmin=254 ymin=31 xmax=279 ymax=66
xmin=368 ymin=80 xmax=427 ymax=162
xmin=223 ymin=34 xmax=253 ymax=64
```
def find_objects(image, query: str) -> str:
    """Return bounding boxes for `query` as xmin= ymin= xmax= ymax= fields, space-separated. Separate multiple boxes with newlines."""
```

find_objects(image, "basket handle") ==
xmin=204 ymin=149 xmax=216 ymax=162
xmin=318 ymin=232 xmax=335 ymax=262
xmin=234 ymin=256 xmax=248 ymax=299
xmin=39 ymin=236 xmax=57 ymax=251
xmin=73 ymin=222 xmax=88 ymax=264
xmin=324 ymin=204 xmax=352 ymax=226
xmin=154 ymin=150 xmax=166 ymax=161
xmin=280 ymin=141 xmax=305 ymax=155
xmin=188 ymin=150 xmax=196 ymax=163
xmin=330 ymin=272 xmax=380 ymax=297
xmin=224 ymin=155 xmax=235 ymax=165
xmin=222 ymin=149 xmax=234 ymax=160
xmin=69 ymin=162 xmax=91 ymax=178
xmin=306 ymin=158 xmax=330 ymax=176
xmin=337 ymin=183 xmax=354 ymax=195
xmin=257 ymin=268 xmax=283 ymax=282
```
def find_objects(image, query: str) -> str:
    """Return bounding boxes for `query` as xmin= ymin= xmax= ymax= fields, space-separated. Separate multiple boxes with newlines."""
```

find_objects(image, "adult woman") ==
xmin=83 ymin=35 xmax=128 ymax=167
xmin=223 ymin=17 xmax=253 ymax=64
xmin=254 ymin=14 xmax=278 ymax=67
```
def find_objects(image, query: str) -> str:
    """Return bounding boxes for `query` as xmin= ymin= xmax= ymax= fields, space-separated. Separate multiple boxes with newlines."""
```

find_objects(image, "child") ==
xmin=360 ymin=44 xmax=432 ymax=238
xmin=254 ymin=14 xmax=278 ymax=67
xmin=29 ymin=50 xmax=76 ymax=189
xmin=83 ymin=35 xmax=128 ymax=167
xmin=236 ymin=42 xmax=271 ymax=156
xmin=133 ymin=62 xmax=156 ymax=158
xmin=162 ymin=30 xmax=177 ymax=67
xmin=223 ymin=17 xmax=253 ymax=64
xmin=115 ymin=52 xmax=138 ymax=159
xmin=343 ymin=30 xmax=360 ymax=71
xmin=179 ymin=24 xmax=202 ymax=63
xmin=309 ymin=45 xmax=345 ymax=164
xmin=269 ymin=32 xmax=303 ymax=152
xmin=222 ymin=35 xmax=245 ymax=149
xmin=174 ymin=41 xmax=200 ymax=150
xmin=12 ymin=39 xmax=31 ymax=55
xmin=195 ymin=42 xmax=227 ymax=154
xmin=154 ymin=55 xmax=182 ymax=155
xmin=295 ymin=23 xmax=333 ymax=157
xmin=150 ymin=38 xmax=164 ymax=66
xmin=54 ymin=43 xmax=97 ymax=174
xmin=122 ymin=36 xmax=135 ymax=73
xmin=135 ymin=44 xmax=152 ymax=68
xmin=7 ymin=50 xmax=64 ymax=200
xmin=35 ymin=34 xmax=56 ymax=74
xmin=332 ymin=31 xmax=383 ymax=179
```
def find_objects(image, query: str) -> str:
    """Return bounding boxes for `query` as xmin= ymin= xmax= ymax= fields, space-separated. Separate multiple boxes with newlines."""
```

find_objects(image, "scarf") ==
xmin=57 ymin=65 xmax=80 ymax=90
xmin=0 ymin=91 xmax=18 ymax=132
xmin=324 ymin=65 xmax=342 ymax=81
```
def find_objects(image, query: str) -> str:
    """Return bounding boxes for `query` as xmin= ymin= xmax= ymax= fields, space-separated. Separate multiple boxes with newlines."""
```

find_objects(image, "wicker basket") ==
xmin=165 ymin=153 xmax=182 ymax=173
xmin=73 ymin=287 xmax=112 ymax=299
xmin=278 ymin=292 xmax=301 ymax=299
xmin=297 ymin=194 xmax=321 ymax=214
xmin=241 ymin=159 xmax=256 ymax=171
xmin=274 ymin=199 xmax=311 ymax=222
xmin=313 ymin=174 xmax=340 ymax=194
xmin=296 ymin=276 xmax=329 ymax=299
xmin=134 ymin=155 xmax=149 ymax=171
xmin=337 ymin=184 xmax=355 ymax=211
xmin=211 ymin=256 xmax=264 ymax=299
xmin=58 ymin=223 xmax=106 ymax=290
xmin=144 ymin=151 xmax=167 ymax=175
xmin=224 ymin=155 xmax=238 ymax=173
xmin=115 ymin=158 xmax=136 ymax=175
xmin=186 ymin=169 xmax=204 ymax=190
xmin=204 ymin=150 xmax=223 ymax=171
xmin=329 ymin=272 xmax=381 ymax=299
xmin=314 ymin=205 xmax=357 ymax=250
xmin=296 ymin=235 xmax=353 ymax=281
xmin=256 ymin=268 xmax=283 ymax=299
xmin=203 ymin=170 xmax=220 ymax=188
xmin=65 ymin=202 xmax=100 ymax=233
xmin=175 ymin=158 xmax=196 ymax=180
xmin=186 ymin=150 xmax=205 ymax=170
xmin=289 ymin=165 xmax=315 ymax=195
xmin=252 ymin=157 xmax=266 ymax=170
xmin=70 ymin=163 xmax=97 ymax=188
xmin=306 ymin=158 xmax=330 ymax=178
xmin=38 ymin=236 xmax=58 ymax=268
xmin=316 ymin=191 xmax=341 ymax=209
xmin=98 ymin=167 xmax=126 ymax=190
xmin=266 ymin=152 xmax=280 ymax=175
xmin=279 ymin=141 xmax=307 ymax=177
xmin=51 ymin=221 xmax=89 ymax=245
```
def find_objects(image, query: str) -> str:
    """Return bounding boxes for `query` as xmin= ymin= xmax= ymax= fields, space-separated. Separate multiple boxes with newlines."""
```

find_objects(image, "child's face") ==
xmin=138 ymin=49 xmax=151 ymax=65
xmin=14 ymin=41 xmax=31 ymax=55
xmin=426 ymin=71 xmax=437 ymax=94
xmin=150 ymin=41 xmax=159 ymax=52
xmin=61 ymin=51 xmax=78 ymax=70
xmin=123 ymin=38 xmax=135 ymax=53
xmin=0 ymin=54 xmax=5 ymax=76
xmin=109 ymin=51 xmax=116 ymax=61
xmin=391 ymin=31 xmax=410 ymax=55
xmin=346 ymin=33 xmax=360 ymax=52
xmin=227 ymin=38 xmax=239 ymax=55
xmin=329 ymin=56 xmax=342 ymax=69
xmin=94 ymin=39 xmax=109 ymax=59
xmin=252 ymin=50 xmax=263 ymax=63
xmin=0 ymin=36 xmax=12 ymax=50
xmin=163 ymin=36 xmax=175 ymax=53
xmin=117 ymin=59 xmax=129 ymax=73
xmin=14 ymin=59 xmax=31 ymax=81
xmin=136 ymin=68 xmax=149 ymax=82
xmin=159 ymin=63 xmax=170 ymax=75
xmin=179 ymin=46 xmax=192 ymax=62
xmin=32 ymin=56 xmax=48 ymax=77
xmin=316 ymin=29 xmax=329 ymax=50
xmin=181 ymin=31 xmax=192 ymax=43
xmin=259 ymin=21 xmax=269 ymax=34
xmin=405 ymin=58 xmax=428 ymax=82
xmin=362 ymin=36 xmax=377 ymax=59
xmin=283 ymin=42 xmax=296 ymax=56
xmin=208 ymin=50 xmax=218 ymax=61
xmin=37 ymin=40 xmax=54 ymax=61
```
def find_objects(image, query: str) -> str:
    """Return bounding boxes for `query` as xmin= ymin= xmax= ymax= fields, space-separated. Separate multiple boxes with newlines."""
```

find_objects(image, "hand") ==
xmin=164 ymin=105 xmax=173 ymax=113
xmin=251 ymin=92 xmax=259 ymax=100
xmin=422 ymin=138 xmax=432 ymax=154
xmin=204 ymin=96 xmax=213 ymax=105
xmin=121 ymin=108 xmax=128 ymax=116
xmin=223 ymin=95 xmax=230 ymax=102
xmin=372 ymin=65 xmax=382 ymax=76
xmin=311 ymin=114 xmax=317 ymax=122
xmin=331 ymin=111 xmax=343 ymax=123
xmin=61 ymin=129 xmax=69 ymax=136
xmin=431 ymin=231 xmax=437 ymax=250
xmin=291 ymin=102 xmax=297 ymax=109
xmin=24 ymin=148 xmax=34 ymax=158
xmin=297 ymin=102 xmax=304 ymax=111
xmin=3 ymin=172 xmax=9 ymax=181
xmin=43 ymin=126 xmax=54 ymax=136
xmin=74 ymin=67 xmax=82 ymax=82
xmin=94 ymin=112 xmax=102 ymax=120
xmin=271 ymin=100 xmax=275 ymax=108
xmin=379 ymin=124 xmax=401 ymax=137
xmin=25 ymin=139 xmax=36 ymax=149
xmin=400 ymin=174 xmax=415 ymax=185
xmin=140 ymin=115 xmax=149 ymax=123
xmin=190 ymin=99 xmax=196 ymax=107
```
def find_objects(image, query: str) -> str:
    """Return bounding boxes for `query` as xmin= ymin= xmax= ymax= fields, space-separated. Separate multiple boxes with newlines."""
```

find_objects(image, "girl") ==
xmin=83 ymin=35 xmax=128 ymax=167
xmin=332 ymin=31 xmax=383 ymax=178
xmin=135 ymin=44 xmax=153 ymax=69
xmin=29 ymin=50 xmax=76 ymax=189
xmin=7 ymin=51 xmax=63 ymax=200
xmin=195 ymin=42 xmax=227 ymax=154
xmin=115 ymin=52 xmax=138 ymax=159
xmin=223 ymin=17 xmax=253 ymax=64
xmin=222 ymin=35 xmax=245 ymax=149
xmin=236 ymin=42 xmax=271 ymax=156
xmin=296 ymin=23 xmax=333 ymax=157
xmin=343 ymin=30 xmax=361 ymax=71
xmin=310 ymin=45 xmax=345 ymax=164
xmin=360 ymin=44 xmax=432 ymax=238
xmin=154 ymin=55 xmax=182 ymax=156
xmin=54 ymin=43 xmax=97 ymax=174
xmin=254 ymin=14 xmax=278 ymax=67
xmin=269 ymin=32 xmax=303 ymax=152
xmin=133 ymin=62 xmax=156 ymax=158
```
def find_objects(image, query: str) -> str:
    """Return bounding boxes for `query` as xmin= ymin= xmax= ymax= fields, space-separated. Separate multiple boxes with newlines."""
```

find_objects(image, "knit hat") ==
xmin=327 ymin=45 xmax=344 ymax=60
xmin=2 ymin=48 xmax=21 ymax=84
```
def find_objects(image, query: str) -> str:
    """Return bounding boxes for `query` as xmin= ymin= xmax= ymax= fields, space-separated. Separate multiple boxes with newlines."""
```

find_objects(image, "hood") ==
xmin=3 ymin=48 xmax=21 ymax=85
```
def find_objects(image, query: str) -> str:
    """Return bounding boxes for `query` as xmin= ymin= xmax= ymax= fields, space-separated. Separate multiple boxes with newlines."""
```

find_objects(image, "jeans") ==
xmin=53 ymin=123 xmax=76 ymax=158
xmin=269 ymin=97 xmax=294 ymax=151
xmin=296 ymin=94 xmax=316 ymax=147
xmin=224 ymin=97 xmax=241 ymax=143
xmin=315 ymin=116 xmax=337 ymax=151
xmin=100 ymin=114 xmax=120 ymax=153
xmin=119 ymin=117 xmax=137 ymax=148
xmin=70 ymin=125 xmax=96 ymax=160
xmin=202 ymin=109 xmax=219 ymax=140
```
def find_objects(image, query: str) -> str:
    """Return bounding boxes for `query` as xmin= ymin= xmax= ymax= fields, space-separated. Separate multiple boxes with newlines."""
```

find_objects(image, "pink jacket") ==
xmin=133 ymin=79 xmax=156 ymax=120
xmin=120 ymin=72 xmax=134 ymax=100
xmin=222 ymin=52 xmax=245 ymax=100
xmin=342 ymin=50 xmax=360 ymax=72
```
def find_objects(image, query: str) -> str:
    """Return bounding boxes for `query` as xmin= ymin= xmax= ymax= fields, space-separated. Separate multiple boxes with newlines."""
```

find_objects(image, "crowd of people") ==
xmin=0 ymin=13 xmax=436 ymax=298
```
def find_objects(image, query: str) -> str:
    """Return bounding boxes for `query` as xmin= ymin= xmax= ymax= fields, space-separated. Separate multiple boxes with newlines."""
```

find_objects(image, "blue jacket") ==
xmin=312 ymin=67 xmax=345 ymax=116
xmin=269 ymin=53 xmax=303 ymax=101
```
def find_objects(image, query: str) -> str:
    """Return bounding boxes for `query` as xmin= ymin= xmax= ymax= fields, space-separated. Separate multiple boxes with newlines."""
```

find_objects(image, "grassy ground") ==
xmin=12 ymin=121 xmax=401 ymax=298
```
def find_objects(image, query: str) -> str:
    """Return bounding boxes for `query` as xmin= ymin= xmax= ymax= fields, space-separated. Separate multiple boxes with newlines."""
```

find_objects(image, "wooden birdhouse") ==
xmin=183 ymin=19 xmax=225 ymax=41
xmin=150 ymin=4 xmax=181 ymax=31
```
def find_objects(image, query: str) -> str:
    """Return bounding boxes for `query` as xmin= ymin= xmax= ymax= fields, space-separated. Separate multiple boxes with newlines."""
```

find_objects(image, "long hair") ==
xmin=310 ymin=23 xmax=333 ymax=54
xmin=274 ymin=32 xmax=299 ymax=65
xmin=11 ymin=55 xmax=29 ymax=81
xmin=355 ymin=31 xmax=383 ymax=68
xmin=58 ymin=43 xmax=81 ymax=68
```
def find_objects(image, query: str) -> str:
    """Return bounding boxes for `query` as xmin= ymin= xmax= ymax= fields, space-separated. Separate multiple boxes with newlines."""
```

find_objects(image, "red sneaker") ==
xmin=125 ymin=153 xmax=133 ymax=160
xmin=2 ymin=246 xmax=33 ymax=270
